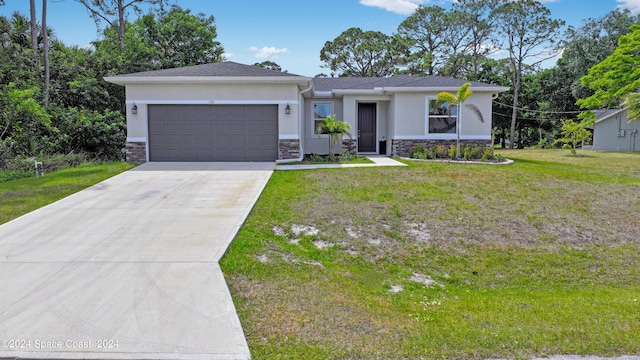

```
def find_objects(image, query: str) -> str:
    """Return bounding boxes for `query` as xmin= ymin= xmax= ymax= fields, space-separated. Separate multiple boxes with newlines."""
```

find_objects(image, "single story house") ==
xmin=592 ymin=108 xmax=640 ymax=151
xmin=105 ymin=61 xmax=509 ymax=163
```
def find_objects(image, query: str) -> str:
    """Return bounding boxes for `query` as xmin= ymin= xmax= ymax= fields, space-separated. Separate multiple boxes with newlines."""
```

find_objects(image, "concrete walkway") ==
xmin=0 ymin=162 xmax=274 ymax=360
xmin=276 ymin=155 xmax=407 ymax=170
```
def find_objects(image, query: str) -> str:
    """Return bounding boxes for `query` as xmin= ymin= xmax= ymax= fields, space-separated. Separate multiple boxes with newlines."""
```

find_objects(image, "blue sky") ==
xmin=1 ymin=0 xmax=638 ymax=76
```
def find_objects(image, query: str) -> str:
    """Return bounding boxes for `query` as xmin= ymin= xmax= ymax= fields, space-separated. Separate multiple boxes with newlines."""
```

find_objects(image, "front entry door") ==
xmin=358 ymin=103 xmax=376 ymax=153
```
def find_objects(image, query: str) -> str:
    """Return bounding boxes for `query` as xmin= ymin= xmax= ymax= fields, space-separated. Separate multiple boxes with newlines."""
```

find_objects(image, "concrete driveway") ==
xmin=0 ymin=162 xmax=274 ymax=360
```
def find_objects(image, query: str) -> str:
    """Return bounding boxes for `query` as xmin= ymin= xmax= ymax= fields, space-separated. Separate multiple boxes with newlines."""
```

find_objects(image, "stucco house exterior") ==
xmin=592 ymin=108 xmax=640 ymax=151
xmin=105 ymin=61 xmax=509 ymax=163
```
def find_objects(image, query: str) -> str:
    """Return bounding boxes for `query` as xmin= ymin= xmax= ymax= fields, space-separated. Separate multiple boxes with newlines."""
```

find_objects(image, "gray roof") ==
xmin=108 ymin=61 xmax=306 ymax=78
xmin=312 ymin=75 xmax=504 ymax=91
xmin=106 ymin=62 xmax=507 ymax=93
xmin=594 ymin=108 xmax=623 ymax=120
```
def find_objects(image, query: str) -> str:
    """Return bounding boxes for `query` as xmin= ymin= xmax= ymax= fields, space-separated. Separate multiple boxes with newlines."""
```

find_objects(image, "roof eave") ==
xmin=104 ymin=76 xmax=312 ymax=86
xmin=385 ymin=86 xmax=510 ymax=93
xmin=595 ymin=108 xmax=627 ymax=124
xmin=331 ymin=89 xmax=386 ymax=95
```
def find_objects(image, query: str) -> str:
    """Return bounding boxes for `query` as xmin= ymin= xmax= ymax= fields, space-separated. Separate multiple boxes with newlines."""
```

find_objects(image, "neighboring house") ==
xmin=592 ymin=108 xmax=640 ymax=151
xmin=105 ymin=61 xmax=509 ymax=163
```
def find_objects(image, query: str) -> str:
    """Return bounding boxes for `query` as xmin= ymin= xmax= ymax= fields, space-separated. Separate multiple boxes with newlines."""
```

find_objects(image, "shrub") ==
xmin=407 ymin=143 xmax=504 ymax=162
xmin=448 ymin=144 xmax=458 ymax=159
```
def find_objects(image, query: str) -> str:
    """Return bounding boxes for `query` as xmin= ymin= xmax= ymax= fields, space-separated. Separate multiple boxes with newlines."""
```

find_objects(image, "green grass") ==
xmin=221 ymin=149 xmax=640 ymax=359
xmin=279 ymin=154 xmax=374 ymax=166
xmin=0 ymin=162 xmax=135 ymax=225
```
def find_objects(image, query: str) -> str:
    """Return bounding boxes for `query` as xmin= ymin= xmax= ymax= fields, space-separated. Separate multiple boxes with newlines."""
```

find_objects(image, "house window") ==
xmin=313 ymin=103 xmax=333 ymax=135
xmin=428 ymin=99 xmax=457 ymax=134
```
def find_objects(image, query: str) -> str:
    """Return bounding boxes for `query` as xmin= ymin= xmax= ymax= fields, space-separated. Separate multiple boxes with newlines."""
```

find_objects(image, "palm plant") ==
xmin=436 ymin=82 xmax=483 ymax=158
xmin=624 ymin=92 xmax=640 ymax=122
xmin=316 ymin=114 xmax=352 ymax=155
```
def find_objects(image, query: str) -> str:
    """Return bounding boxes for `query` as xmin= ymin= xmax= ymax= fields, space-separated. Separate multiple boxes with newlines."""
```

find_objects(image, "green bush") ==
xmin=41 ymin=106 xmax=126 ymax=161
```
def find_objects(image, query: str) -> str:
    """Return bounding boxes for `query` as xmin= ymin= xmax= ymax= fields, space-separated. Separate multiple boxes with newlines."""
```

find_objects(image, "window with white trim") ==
xmin=428 ymin=99 xmax=457 ymax=134
xmin=313 ymin=102 xmax=333 ymax=135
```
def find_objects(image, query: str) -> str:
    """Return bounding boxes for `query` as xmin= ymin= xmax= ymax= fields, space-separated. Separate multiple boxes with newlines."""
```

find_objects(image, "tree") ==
xmin=452 ymin=0 xmax=498 ymax=81
xmin=436 ymin=82 xmax=483 ymax=158
xmin=29 ymin=0 xmax=38 ymax=68
xmin=553 ymin=119 xmax=592 ymax=155
xmin=493 ymin=0 xmax=564 ymax=148
xmin=577 ymin=24 xmax=640 ymax=113
xmin=320 ymin=27 xmax=403 ymax=77
xmin=75 ymin=0 xmax=168 ymax=51
xmin=93 ymin=5 xmax=224 ymax=74
xmin=0 ymin=13 xmax=38 ymax=87
xmin=0 ymin=83 xmax=51 ymax=154
xmin=253 ymin=61 xmax=282 ymax=72
xmin=397 ymin=5 xmax=448 ymax=76
xmin=42 ymin=0 xmax=50 ymax=105
xmin=624 ymin=92 xmax=640 ymax=122
xmin=562 ymin=9 xmax=639 ymax=102
xmin=135 ymin=6 xmax=224 ymax=68
xmin=315 ymin=114 xmax=352 ymax=155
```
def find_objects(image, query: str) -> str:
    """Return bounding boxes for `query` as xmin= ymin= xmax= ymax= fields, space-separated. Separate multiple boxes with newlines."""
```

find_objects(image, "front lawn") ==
xmin=221 ymin=149 xmax=640 ymax=359
xmin=0 ymin=162 xmax=135 ymax=225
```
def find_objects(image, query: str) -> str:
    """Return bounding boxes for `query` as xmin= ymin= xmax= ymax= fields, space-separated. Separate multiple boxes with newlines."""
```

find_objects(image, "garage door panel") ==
xmin=213 ymin=120 xmax=230 ymax=133
xmin=247 ymin=134 xmax=264 ymax=146
xmin=230 ymin=121 xmax=246 ymax=132
xmin=196 ymin=134 xmax=213 ymax=147
xmin=164 ymin=121 xmax=181 ymax=133
xmin=164 ymin=135 xmax=181 ymax=147
xmin=149 ymin=104 xmax=278 ymax=162
xmin=197 ymin=120 xmax=212 ymax=133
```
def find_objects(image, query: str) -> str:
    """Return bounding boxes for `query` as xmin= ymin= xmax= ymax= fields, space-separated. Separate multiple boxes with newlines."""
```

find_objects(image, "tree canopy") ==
xmin=577 ymin=24 xmax=640 ymax=111
xmin=320 ymin=27 xmax=404 ymax=77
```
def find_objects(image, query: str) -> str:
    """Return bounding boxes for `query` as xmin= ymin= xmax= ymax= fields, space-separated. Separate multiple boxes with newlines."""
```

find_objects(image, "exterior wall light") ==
xmin=285 ymin=104 xmax=291 ymax=115
xmin=132 ymin=104 xmax=138 ymax=114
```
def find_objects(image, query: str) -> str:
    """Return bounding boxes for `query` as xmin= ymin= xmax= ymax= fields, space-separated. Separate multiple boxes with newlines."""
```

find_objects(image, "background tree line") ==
xmin=1 ymin=0 xmax=639 ymax=177
xmin=320 ymin=0 xmax=640 ymax=149
xmin=0 ymin=0 xmax=223 ymax=175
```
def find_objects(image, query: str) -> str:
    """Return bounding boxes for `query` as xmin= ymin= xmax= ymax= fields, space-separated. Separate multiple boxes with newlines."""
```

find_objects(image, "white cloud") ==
xmin=359 ymin=0 xmax=428 ymax=15
xmin=248 ymin=46 xmax=289 ymax=59
xmin=222 ymin=52 xmax=235 ymax=60
xmin=617 ymin=0 xmax=640 ymax=14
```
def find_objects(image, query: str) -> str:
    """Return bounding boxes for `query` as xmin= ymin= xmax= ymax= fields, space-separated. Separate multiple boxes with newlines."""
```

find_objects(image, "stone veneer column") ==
xmin=342 ymin=139 xmax=357 ymax=154
xmin=279 ymin=139 xmax=301 ymax=160
xmin=125 ymin=142 xmax=146 ymax=164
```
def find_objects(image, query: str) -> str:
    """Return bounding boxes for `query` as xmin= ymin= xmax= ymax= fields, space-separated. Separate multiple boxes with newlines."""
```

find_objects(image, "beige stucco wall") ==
xmin=303 ymin=97 xmax=344 ymax=155
xmin=391 ymin=92 xmax=494 ymax=140
xmin=126 ymin=83 xmax=299 ymax=101
xmin=124 ymin=82 xmax=301 ymax=141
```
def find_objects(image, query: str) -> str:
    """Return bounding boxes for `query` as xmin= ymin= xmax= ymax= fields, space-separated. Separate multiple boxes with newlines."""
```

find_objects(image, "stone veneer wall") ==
xmin=279 ymin=139 xmax=301 ymax=160
xmin=342 ymin=139 xmax=357 ymax=154
xmin=391 ymin=139 xmax=492 ymax=157
xmin=125 ymin=142 xmax=146 ymax=164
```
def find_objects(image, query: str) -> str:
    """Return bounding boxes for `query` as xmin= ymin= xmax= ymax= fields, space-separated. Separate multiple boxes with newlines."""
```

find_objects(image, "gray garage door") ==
xmin=148 ymin=104 xmax=278 ymax=162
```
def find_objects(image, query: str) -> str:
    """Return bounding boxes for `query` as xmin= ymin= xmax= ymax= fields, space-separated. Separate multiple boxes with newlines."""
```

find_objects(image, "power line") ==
xmin=493 ymin=101 xmax=583 ymax=115
xmin=492 ymin=112 xmax=566 ymax=122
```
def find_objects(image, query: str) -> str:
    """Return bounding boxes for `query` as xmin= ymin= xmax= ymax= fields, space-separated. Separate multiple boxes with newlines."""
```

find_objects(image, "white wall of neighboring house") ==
xmin=593 ymin=110 xmax=640 ymax=151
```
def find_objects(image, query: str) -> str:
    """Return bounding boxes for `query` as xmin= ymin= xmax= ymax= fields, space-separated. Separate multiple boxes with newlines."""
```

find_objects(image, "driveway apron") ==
xmin=0 ymin=162 xmax=274 ymax=360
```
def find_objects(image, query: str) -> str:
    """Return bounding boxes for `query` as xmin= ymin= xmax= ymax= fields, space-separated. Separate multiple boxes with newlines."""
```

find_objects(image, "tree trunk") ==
xmin=29 ymin=0 xmax=38 ymax=68
xmin=42 ymin=0 xmax=49 ymax=105
xmin=118 ymin=0 xmax=126 ymax=51
xmin=509 ymin=71 xmax=521 ymax=149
